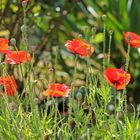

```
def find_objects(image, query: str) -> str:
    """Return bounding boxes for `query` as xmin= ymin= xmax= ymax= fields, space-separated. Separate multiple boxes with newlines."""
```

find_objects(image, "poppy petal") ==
xmin=123 ymin=32 xmax=140 ymax=48
xmin=0 ymin=75 xmax=17 ymax=96
xmin=104 ymin=67 xmax=131 ymax=90
xmin=0 ymin=38 xmax=9 ymax=53
xmin=5 ymin=51 xmax=32 ymax=64
xmin=43 ymin=83 xmax=71 ymax=97
xmin=65 ymin=39 xmax=94 ymax=56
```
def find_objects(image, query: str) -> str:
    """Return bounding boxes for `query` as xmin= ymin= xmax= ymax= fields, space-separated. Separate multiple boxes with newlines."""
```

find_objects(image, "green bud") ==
xmin=109 ymin=30 xmax=113 ymax=35
xmin=102 ymin=14 xmax=107 ymax=21
xmin=76 ymin=92 xmax=82 ymax=101
xmin=22 ymin=0 xmax=28 ymax=8
xmin=10 ymin=38 xmax=16 ymax=46
xmin=21 ymin=25 xmax=27 ymax=33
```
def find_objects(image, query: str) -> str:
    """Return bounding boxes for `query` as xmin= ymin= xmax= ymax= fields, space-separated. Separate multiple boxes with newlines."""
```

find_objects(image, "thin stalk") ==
xmin=107 ymin=30 xmax=113 ymax=66
xmin=114 ymin=86 xmax=119 ymax=129
xmin=102 ymin=14 xmax=107 ymax=71
xmin=54 ymin=47 xmax=59 ymax=83
xmin=123 ymin=35 xmax=131 ymax=139
xmin=72 ymin=54 xmax=78 ymax=85
xmin=22 ymin=6 xmax=28 ymax=51
xmin=86 ymin=55 xmax=90 ymax=88
xmin=68 ymin=54 xmax=78 ymax=132
xmin=114 ymin=87 xmax=117 ymax=116
xmin=123 ymin=39 xmax=130 ymax=111
xmin=54 ymin=98 xmax=58 ymax=139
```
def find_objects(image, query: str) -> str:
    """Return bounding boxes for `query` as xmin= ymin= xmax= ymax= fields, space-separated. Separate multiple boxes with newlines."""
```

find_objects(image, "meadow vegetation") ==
xmin=0 ymin=0 xmax=140 ymax=140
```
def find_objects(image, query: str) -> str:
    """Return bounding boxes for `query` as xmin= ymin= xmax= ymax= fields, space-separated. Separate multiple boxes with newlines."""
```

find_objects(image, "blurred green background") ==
xmin=0 ymin=0 xmax=140 ymax=106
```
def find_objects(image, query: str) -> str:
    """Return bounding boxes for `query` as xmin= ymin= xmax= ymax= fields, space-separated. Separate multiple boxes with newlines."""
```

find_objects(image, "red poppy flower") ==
xmin=104 ymin=67 xmax=131 ymax=90
xmin=65 ymin=39 xmax=94 ymax=56
xmin=123 ymin=32 xmax=140 ymax=48
xmin=0 ymin=38 xmax=9 ymax=53
xmin=5 ymin=51 xmax=32 ymax=64
xmin=0 ymin=75 xmax=17 ymax=96
xmin=43 ymin=83 xmax=71 ymax=97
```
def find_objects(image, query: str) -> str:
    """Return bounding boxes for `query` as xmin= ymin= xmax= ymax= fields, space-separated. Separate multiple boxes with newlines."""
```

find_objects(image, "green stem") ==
xmin=123 ymin=41 xmax=130 ymax=111
xmin=114 ymin=87 xmax=117 ymax=116
xmin=73 ymin=54 xmax=78 ymax=85
xmin=102 ymin=15 xmax=106 ymax=71
xmin=54 ymin=47 xmax=59 ymax=83
xmin=68 ymin=54 xmax=78 ymax=133
xmin=86 ymin=55 xmax=90 ymax=88
xmin=107 ymin=30 xmax=113 ymax=66
xmin=123 ymin=37 xmax=131 ymax=139
xmin=23 ymin=7 xmax=28 ymax=51
xmin=54 ymin=98 xmax=58 ymax=139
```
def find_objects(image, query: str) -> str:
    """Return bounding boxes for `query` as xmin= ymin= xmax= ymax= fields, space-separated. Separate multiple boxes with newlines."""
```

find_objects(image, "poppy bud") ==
xmin=78 ymin=34 xmax=83 ymax=38
xmin=102 ymin=14 xmax=107 ymax=21
xmin=109 ymin=30 xmax=113 ymax=35
xmin=76 ymin=92 xmax=82 ymax=101
xmin=22 ymin=0 xmax=29 ymax=8
xmin=10 ymin=38 xmax=16 ymax=46
xmin=21 ymin=25 xmax=27 ymax=33
xmin=108 ymin=104 xmax=114 ymax=111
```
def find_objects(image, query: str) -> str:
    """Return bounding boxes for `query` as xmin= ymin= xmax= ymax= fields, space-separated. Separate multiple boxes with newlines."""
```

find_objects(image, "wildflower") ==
xmin=123 ymin=32 xmax=140 ymax=48
xmin=104 ymin=67 xmax=131 ymax=90
xmin=65 ymin=39 xmax=94 ymax=56
xmin=0 ymin=75 xmax=17 ymax=96
xmin=5 ymin=50 xmax=31 ymax=64
xmin=0 ymin=38 xmax=9 ymax=53
xmin=43 ymin=83 xmax=71 ymax=97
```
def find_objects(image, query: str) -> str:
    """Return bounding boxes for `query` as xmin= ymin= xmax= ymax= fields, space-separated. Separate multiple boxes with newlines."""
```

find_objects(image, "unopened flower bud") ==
xmin=22 ymin=0 xmax=29 ymax=8
xmin=92 ymin=26 xmax=97 ymax=34
xmin=109 ymin=30 xmax=113 ymax=35
xmin=21 ymin=25 xmax=27 ymax=33
xmin=10 ymin=38 xmax=16 ymax=46
xmin=102 ymin=14 xmax=107 ymax=21
xmin=78 ymin=34 xmax=83 ymax=38
xmin=108 ymin=104 xmax=114 ymax=111
xmin=76 ymin=92 xmax=82 ymax=101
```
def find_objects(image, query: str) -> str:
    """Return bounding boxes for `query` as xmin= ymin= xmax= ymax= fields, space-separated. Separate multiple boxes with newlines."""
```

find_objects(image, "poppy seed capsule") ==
xmin=10 ymin=38 xmax=16 ymax=46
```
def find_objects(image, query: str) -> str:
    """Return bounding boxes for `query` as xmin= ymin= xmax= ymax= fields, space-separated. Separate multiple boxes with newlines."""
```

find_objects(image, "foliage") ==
xmin=0 ymin=0 xmax=140 ymax=139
